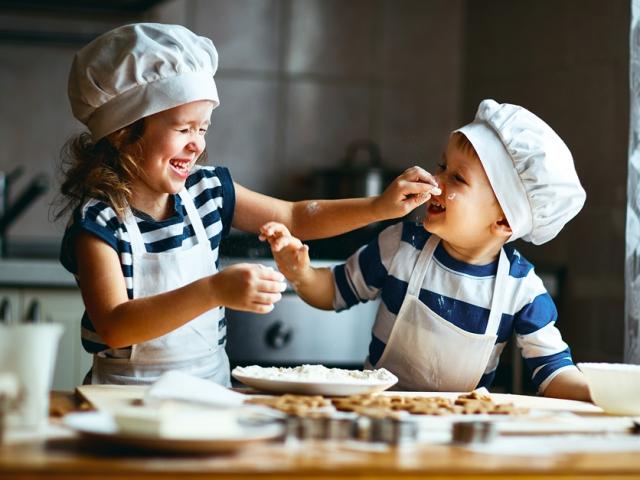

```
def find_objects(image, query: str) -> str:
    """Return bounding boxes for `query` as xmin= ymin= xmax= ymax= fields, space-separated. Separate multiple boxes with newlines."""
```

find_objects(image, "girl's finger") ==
xmin=410 ymin=192 xmax=431 ymax=206
xmin=406 ymin=166 xmax=438 ymax=186
xmin=256 ymin=265 xmax=286 ymax=282
xmin=253 ymin=292 xmax=283 ymax=305
xmin=401 ymin=184 xmax=441 ymax=201
xmin=257 ymin=279 xmax=288 ymax=293
xmin=250 ymin=303 xmax=275 ymax=314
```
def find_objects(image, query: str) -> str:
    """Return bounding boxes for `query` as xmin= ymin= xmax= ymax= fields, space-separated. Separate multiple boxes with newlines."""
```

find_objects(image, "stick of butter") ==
xmin=113 ymin=402 xmax=244 ymax=439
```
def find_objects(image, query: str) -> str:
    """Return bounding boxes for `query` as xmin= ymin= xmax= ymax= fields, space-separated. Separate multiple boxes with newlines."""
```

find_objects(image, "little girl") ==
xmin=57 ymin=23 xmax=440 ymax=386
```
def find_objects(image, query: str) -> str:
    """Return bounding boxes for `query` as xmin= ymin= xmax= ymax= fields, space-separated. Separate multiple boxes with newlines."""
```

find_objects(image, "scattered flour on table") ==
xmin=233 ymin=364 xmax=395 ymax=383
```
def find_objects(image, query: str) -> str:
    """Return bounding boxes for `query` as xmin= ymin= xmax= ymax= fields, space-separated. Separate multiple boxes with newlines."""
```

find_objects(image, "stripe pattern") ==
xmin=60 ymin=165 xmax=235 ymax=357
xmin=332 ymin=221 xmax=576 ymax=392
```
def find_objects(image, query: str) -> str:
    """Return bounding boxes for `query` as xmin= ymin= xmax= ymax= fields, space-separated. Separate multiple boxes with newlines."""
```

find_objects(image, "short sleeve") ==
xmin=59 ymin=200 xmax=122 ymax=274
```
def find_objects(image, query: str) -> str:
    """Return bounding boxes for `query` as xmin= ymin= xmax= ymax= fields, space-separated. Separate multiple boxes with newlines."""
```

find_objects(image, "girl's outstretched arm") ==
xmin=75 ymin=231 xmax=286 ymax=348
xmin=232 ymin=166 xmax=441 ymax=240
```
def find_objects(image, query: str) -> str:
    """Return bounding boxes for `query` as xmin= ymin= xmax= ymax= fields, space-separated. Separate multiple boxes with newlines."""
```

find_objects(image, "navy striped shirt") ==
xmin=60 ymin=165 xmax=235 ymax=357
xmin=332 ymin=221 xmax=577 ymax=393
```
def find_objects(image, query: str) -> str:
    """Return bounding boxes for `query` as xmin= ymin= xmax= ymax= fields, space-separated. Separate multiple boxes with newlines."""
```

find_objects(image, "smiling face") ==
xmin=424 ymin=133 xmax=510 ymax=256
xmin=129 ymin=100 xmax=214 ymax=215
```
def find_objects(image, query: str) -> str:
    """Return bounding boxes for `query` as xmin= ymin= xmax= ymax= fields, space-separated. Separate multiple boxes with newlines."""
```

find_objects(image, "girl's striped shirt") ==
xmin=332 ymin=221 xmax=577 ymax=393
xmin=60 ymin=165 xmax=235 ymax=358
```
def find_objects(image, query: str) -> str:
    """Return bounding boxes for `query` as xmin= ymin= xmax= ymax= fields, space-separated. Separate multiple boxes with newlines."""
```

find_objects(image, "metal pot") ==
xmin=311 ymin=139 xmax=399 ymax=199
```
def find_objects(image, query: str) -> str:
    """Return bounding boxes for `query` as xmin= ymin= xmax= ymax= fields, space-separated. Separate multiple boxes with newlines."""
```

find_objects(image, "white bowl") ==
xmin=577 ymin=362 xmax=640 ymax=415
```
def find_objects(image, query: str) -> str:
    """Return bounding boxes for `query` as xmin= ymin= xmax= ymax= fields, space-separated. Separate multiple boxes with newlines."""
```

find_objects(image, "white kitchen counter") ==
xmin=0 ymin=258 xmax=76 ymax=288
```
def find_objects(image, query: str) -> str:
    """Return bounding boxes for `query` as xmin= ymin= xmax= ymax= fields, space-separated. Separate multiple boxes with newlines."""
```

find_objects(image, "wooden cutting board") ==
xmin=76 ymin=384 xmax=148 ymax=412
xmin=78 ymin=385 xmax=601 ymax=415
xmin=489 ymin=392 xmax=603 ymax=414
xmin=77 ymin=385 xmax=634 ymax=436
xmin=382 ymin=391 xmax=603 ymax=413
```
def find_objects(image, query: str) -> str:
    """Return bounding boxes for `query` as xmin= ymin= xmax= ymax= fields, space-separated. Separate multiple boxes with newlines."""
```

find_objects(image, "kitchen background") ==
xmin=0 ymin=0 xmax=630 ymax=391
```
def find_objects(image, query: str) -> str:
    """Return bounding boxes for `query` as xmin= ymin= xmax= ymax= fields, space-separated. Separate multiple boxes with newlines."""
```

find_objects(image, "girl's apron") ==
xmin=371 ymin=235 xmax=508 ymax=391
xmin=92 ymin=189 xmax=230 ymax=386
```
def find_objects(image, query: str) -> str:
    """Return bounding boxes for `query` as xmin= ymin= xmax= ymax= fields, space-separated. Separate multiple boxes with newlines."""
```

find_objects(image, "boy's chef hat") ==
xmin=68 ymin=23 xmax=219 ymax=141
xmin=456 ymin=99 xmax=586 ymax=245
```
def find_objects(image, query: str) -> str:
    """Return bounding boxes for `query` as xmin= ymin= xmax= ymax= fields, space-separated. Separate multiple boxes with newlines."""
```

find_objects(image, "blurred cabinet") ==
xmin=0 ymin=287 xmax=91 ymax=391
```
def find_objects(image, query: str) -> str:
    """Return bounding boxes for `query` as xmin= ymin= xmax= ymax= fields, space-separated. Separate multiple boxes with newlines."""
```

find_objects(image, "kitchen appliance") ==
xmin=222 ymin=257 xmax=379 ymax=369
xmin=0 ymin=167 xmax=49 ymax=258
xmin=311 ymin=139 xmax=402 ymax=199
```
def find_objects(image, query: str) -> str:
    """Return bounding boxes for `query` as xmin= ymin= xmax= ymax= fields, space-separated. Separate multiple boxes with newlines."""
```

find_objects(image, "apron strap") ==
xmin=485 ymin=248 xmax=509 ymax=337
xmin=123 ymin=209 xmax=146 ymax=255
xmin=178 ymin=189 xmax=210 ymax=246
xmin=124 ymin=190 xmax=209 ymax=255
xmin=407 ymin=235 xmax=439 ymax=296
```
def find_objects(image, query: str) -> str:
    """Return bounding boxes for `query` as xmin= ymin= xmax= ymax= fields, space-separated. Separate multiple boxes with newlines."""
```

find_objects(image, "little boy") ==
xmin=260 ymin=99 xmax=590 ymax=400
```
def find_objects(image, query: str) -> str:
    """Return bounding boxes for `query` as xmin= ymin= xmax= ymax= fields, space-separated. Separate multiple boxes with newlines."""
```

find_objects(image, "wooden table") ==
xmin=1 ymin=391 xmax=640 ymax=480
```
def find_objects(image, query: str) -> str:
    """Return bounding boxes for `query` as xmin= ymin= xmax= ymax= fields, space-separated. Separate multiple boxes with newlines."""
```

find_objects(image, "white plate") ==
xmin=63 ymin=411 xmax=284 ymax=454
xmin=232 ymin=372 xmax=398 ymax=396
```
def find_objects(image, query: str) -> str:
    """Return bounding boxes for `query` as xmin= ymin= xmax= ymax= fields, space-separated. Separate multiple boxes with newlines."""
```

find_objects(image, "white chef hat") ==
xmin=68 ymin=23 xmax=220 ymax=141
xmin=456 ymin=99 xmax=586 ymax=245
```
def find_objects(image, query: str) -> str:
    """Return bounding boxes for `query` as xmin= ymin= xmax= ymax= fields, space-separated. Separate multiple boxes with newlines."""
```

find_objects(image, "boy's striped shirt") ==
xmin=332 ymin=221 xmax=576 ymax=393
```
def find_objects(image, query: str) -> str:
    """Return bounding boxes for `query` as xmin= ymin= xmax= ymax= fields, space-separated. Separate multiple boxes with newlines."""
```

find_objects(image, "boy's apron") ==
xmin=91 ymin=189 xmax=230 ymax=386
xmin=371 ymin=235 xmax=508 ymax=392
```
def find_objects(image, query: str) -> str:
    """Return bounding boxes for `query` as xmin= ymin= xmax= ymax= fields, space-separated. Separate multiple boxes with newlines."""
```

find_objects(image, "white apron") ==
xmin=372 ymin=235 xmax=508 ymax=391
xmin=92 ymin=190 xmax=230 ymax=386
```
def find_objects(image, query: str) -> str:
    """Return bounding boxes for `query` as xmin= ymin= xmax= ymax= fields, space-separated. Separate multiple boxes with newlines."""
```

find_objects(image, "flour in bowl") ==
xmin=233 ymin=364 xmax=396 ymax=384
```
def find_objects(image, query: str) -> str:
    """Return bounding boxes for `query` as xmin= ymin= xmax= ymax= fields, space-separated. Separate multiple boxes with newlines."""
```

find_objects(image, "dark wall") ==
xmin=463 ymin=0 xmax=630 ymax=362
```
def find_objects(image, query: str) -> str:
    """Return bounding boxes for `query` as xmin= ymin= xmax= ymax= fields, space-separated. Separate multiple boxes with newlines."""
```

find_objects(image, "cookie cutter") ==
xmin=451 ymin=420 xmax=497 ymax=444
xmin=362 ymin=416 xmax=418 ymax=444
xmin=287 ymin=412 xmax=359 ymax=441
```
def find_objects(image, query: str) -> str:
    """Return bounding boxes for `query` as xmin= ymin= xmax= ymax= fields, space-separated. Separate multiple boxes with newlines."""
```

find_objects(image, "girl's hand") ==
xmin=212 ymin=263 xmax=287 ymax=313
xmin=372 ymin=166 xmax=442 ymax=220
xmin=259 ymin=222 xmax=311 ymax=283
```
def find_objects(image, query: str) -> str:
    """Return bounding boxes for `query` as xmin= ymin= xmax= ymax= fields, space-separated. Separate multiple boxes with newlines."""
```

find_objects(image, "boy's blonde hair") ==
xmin=450 ymin=131 xmax=479 ymax=160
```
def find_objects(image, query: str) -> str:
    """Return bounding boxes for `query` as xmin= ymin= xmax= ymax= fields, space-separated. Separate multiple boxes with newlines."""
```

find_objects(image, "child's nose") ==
xmin=187 ymin=135 xmax=205 ymax=153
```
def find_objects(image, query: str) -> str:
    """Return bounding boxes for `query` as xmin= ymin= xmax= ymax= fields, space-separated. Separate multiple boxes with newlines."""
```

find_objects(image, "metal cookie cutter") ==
xmin=287 ymin=412 xmax=359 ymax=441
xmin=365 ymin=416 xmax=419 ymax=445
xmin=326 ymin=413 xmax=359 ymax=441
xmin=451 ymin=420 xmax=497 ymax=444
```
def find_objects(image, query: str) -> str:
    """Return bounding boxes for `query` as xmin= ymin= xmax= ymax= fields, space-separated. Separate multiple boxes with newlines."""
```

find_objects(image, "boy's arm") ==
xmin=289 ymin=266 xmax=335 ymax=311
xmin=259 ymin=222 xmax=335 ymax=309
xmin=261 ymin=221 xmax=396 ymax=311
xmin=514 ymin=289 xmax=591 ymax=402
xmin=542 ymin=369 xmax=591 ymax=402
xmin=232 ymin=166 xmax=441 ymax=240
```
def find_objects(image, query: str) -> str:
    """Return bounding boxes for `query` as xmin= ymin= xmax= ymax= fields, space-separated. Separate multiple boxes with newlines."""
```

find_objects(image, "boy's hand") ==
xmin=259 ymin=222 xmax=311 ymax=283
xmin=213 ymin=263 xmax=286 ymax=313
xmin=372 ymin=166 xmax=442 ymax=220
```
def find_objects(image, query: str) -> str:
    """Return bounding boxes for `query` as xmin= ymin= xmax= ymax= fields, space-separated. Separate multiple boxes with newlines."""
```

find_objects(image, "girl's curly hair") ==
xmin=55 ymin=120 xmax=145 ymax=221
xmin=55 ymin=120 xmax=207 ymax=221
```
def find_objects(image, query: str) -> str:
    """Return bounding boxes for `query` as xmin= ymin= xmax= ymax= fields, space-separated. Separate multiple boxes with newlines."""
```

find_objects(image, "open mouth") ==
xmin=427 ymin=198 xmax=446 ymax=214
xmin=169 ymin=158 xmax=192 ymax=178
